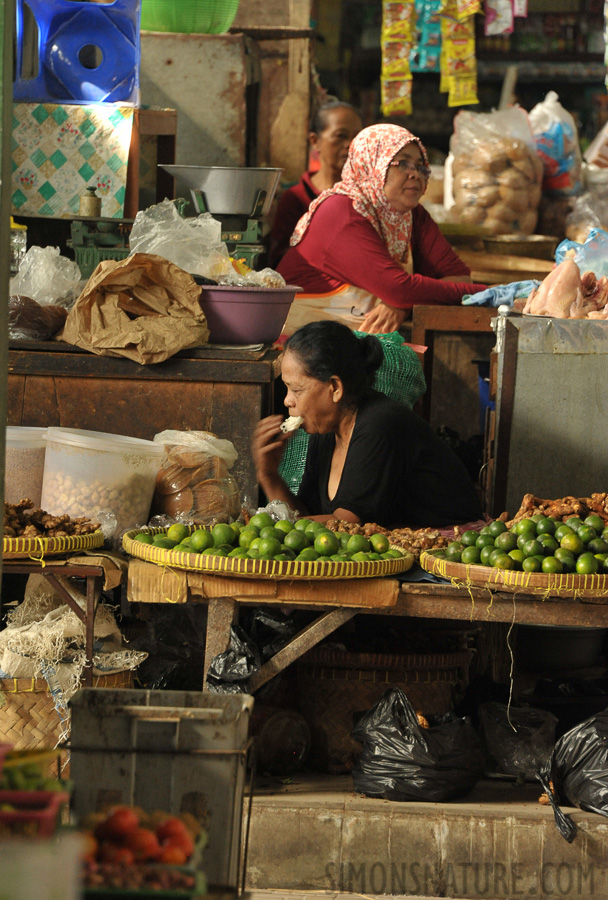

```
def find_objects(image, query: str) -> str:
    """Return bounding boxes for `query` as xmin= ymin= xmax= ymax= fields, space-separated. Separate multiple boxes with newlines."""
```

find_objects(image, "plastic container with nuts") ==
xmin=5 ymin=426 xmax=47 ymax=507
xmin=40 ymin=428 xmax=165 ymax=538
xmin=450 ymin=107 xmax=543 ymax=236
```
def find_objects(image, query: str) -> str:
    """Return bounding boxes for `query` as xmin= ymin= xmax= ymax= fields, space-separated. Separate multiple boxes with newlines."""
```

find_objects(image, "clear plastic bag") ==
xmin=8 ymin=295 xmax=68 ymax=341
xmin=11 ymin=246 xmax=83 ymax=306
xmin=479 ymin=701 xmax=558 ymax=779
xmin=529 ymin=91 xmax=582 ymax=197
xmin=129 ymin=199 xmax=232 ymax=280
xmin=564 ymin=194 xmax=608 ymax=245
xmin=555 ymin=227 xmax=608 ymax=277
xmin=152 ymin=430 xmax=241 ymax=524
xmin=450 ymin=107 xmax=543 ymax=235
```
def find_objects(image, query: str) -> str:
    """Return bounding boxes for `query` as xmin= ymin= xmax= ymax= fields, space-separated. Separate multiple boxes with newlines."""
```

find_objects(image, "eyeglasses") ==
xmin=388 ymin=159 xmax=431 ymax=179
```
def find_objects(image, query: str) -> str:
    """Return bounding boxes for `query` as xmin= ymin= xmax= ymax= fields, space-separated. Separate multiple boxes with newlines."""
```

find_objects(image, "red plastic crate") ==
xmin=0 ymin=789 xmax=69 ymax=837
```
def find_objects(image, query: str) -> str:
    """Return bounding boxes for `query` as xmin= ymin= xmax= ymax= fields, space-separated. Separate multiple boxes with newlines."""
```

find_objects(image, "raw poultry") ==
xmin=519 ymin=258 xmax=608 ymax=319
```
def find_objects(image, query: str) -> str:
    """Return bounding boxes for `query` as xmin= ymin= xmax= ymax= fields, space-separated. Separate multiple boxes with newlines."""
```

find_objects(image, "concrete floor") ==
xmin=244 ymin=773 xmax=608 ymax=900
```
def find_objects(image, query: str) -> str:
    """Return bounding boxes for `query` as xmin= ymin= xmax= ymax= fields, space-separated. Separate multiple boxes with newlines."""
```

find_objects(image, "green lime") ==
xmin=212 ymin=522 xmax=237 ymax=547
xmin=368 ymin=552 xmax=381 ymax=561
xmin=274 ymin=553 xmax=293 ymax=562
xmin=280 ymin=548 xmax=296 ymax=560
xmin=461 ymin=545 xmax=481 ymax=565
xmin=489 ymin=548 xmax=506 ymax=566
xmin=134 ymin=533 xmax=154 ymax=544
xmin=522 ymin=556 xmax=542 ymax=573
xmin=346 ymin=534 xmax=371 ymax=555
xmin=517 ymin=533 xmax=532 ymax=550
xmin=274 ymin=519 xmax=294 ymax=535
xmin=314 ymin=531 xmax=341 ymax=556
xmin=495 ymin=531 xmax=518 ymax=552
xmin=480 ymin=545 xmax=495 ymax=566
xmin=538 ymin=535 xmax=559 ymax=555
xmin=530 ymin=514 xmax=546 ymax=524
xmin=249 ymin=512 xmax=274 ymax=530
xmin=351 ymin=551 xmax=371 ymax=562
xmin=385 ymin=549 xmax=404 ymax=559
xmin=555 ymin=547 xmax=575 ymax=571
xmin=249 ymin=537 xmax=262 ymax=553
xmin=239 ymin=527 xmax=260 ymax=550
xmin=584 ymin=514 xmax=605 ymax=532
xmin=554 ymin=524 xmax=575 ymax=542
xmin=536 ymin=517 xmax=557 ymax=535
xmin=560 ymin=533 xmax=584 ymax=555
xmin=542 ymin=556 xmax=563 ymax=574
xmin=515 ymin=519 xmax=537 ymax=536
xmin=167 ymin=523 xmax=190 ymax=544
xmin=522 ymin=539 xmax=544 ymax=558
xmin=247 ymin=550 xmax=260 ymax=560
xmin=283 ymin=530 xmax=310 ymax=553
xmin=492 ymin=552 xmax=514 ymax=570
xmin=565 ymin=516 xmax=583 ymax=530
xmin=588 ymin=538 xmax=608 ymax=555
xmin=508 ymin=549 xmax=525 ymax=567
xmin=173 ymin=543 xmax=192 ymax=553
xmin=297 ymin=548 xmax=320 ymax=561
xmin=577 ymin=525 xmax=598 ymax=545
xmin=259 ymin=526 xmax=285 ymax=542
xmin=190 ymin=529 xmax=214 ymax=552
xmin=576 ymin=552 xmax=599 ymax=575
xmin=369 ymin=533 xmax=390 ymax=554
xmin=258 ymin=537 xmax=282 ymax=558
xmin=153 ymin=536 xmax=177 ymax=550
xmin=480 ymin=525 xmax=492 ymax=535
xmin=603 ymin=557 xmax=608 ymax=573
xmin=602 ymin=526 xmax=608 ymax=542
xmin=488 ymin=520 xmax=508 ymax=537
xmin=445 ymin=541 xmax=464 ymax=562
xmin=305 ymin=521 xmax=327 ymax=539
xmin=460 ymin=530 xmax=480 ymax=547
xmin=228 ymin=547 xmax=248 ymax=558
xmin=595 ymin=552 xmax=608 ymax=563
xmin=476 ymin=533 xmax=495 ymax=550
xmin=294 ymin=518 xmax=313 ymax=532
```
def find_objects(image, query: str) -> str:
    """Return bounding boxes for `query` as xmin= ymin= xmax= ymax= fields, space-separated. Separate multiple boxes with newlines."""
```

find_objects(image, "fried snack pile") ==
xmin=502 ymin=493 xmax=608 ymax=528
xmin=324 ymin=519 xmax=451 ymax=561
xmin=4 ymin=498 xmax=100 ymax=538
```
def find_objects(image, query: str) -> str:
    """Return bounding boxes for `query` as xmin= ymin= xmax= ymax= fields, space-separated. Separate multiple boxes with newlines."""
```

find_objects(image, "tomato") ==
xmin=126 ymin=827 xmax=162 ymax=861
xmin=98 ymin=806 xmax=139 ymax=840
xmin=158 ymin=844 xmax=188 ymax=865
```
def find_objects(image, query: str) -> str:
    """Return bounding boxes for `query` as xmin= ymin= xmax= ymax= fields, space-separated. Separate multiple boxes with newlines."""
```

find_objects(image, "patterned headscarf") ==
xmin=290 ymin=124 xmax=429 ymax=265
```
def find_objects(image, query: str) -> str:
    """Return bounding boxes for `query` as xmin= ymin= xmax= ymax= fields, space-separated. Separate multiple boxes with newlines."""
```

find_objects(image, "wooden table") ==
xmin=457 ymin=249 xmax=554 ymax=285
xmin=126 ymin=560 xmax=608 ymax=690
xmin=411 ymin=305 xmax=498 ymax=421
xmin=8 ymin=340 xmax=281 ymax=505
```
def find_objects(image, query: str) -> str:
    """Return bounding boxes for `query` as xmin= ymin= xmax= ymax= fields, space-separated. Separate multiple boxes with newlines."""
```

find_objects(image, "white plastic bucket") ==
xmin=41 ymin=427 xmax=165 ymax=537
xmin=5 ymin=426 xmax=47 ymax=507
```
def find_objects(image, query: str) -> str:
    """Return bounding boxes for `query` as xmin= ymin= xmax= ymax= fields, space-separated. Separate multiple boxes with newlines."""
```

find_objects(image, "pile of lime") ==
xmin=133 ymin=515 xmax=404 ymax=564
xmin=433 ymin=514 xmax=608 ymax=575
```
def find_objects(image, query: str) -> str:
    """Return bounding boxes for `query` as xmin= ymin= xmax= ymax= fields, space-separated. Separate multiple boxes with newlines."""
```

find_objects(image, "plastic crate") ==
xmin=0 ymin=789 xmax=70 ymax=837
xmin=74 ymin=246 xmax=131 ymax=280
xmin=69 ymin=689 xmax=253 ymax=890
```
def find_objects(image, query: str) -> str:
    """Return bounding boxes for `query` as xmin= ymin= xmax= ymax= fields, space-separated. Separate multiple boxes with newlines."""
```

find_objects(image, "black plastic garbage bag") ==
xmin=540 ymin=707 xmax=608 ymax=842
xmin=479 ymin=701 xmax=558 ymax=779
xmin=351 ymin=687 xmax=485 ymax=801
xmin=206 ymin=625 xmax=261 ymax=693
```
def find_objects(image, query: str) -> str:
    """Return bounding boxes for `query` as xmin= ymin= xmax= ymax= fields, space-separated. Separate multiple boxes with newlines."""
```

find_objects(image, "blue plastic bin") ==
xmin=14 ymin=0 xmax=141 ymax=104
xmin=473 ymin=358 xmax=495 ymax=434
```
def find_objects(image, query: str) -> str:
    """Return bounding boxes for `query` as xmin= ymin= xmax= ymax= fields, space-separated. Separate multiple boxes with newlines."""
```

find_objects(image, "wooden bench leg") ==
xmin=203 ymin=596 xmax=237 ymax=690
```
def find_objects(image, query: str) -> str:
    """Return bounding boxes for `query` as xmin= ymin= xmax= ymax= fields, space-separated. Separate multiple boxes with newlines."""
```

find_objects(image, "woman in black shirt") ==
xmin=252 ymin=320 xmax=481 ymax=529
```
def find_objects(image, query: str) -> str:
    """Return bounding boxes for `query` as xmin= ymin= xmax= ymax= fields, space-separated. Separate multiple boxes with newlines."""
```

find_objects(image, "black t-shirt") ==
xmin=296 ymin=390 xmax=482 ymax=529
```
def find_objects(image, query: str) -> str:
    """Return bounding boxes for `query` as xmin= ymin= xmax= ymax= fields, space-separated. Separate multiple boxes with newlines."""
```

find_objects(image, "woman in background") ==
xmin=278 ymin=123 xmax=487 ymax=335
xmin=268 ymin=101 xmax=362 ymax=268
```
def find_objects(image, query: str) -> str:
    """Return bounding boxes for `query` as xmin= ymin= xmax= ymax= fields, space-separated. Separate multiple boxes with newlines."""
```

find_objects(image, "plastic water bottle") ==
xmin=10 ymin=217 xmax=27 ymax=276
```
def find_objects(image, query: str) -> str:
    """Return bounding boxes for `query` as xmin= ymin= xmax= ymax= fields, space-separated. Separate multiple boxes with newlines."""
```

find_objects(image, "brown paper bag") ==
xmin=60 ymin=252 xmax=209 ymax=364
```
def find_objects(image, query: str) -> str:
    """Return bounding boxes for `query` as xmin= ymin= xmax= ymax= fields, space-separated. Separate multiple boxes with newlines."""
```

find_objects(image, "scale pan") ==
xmin=160 ymin=165 xmax=283 ymax=217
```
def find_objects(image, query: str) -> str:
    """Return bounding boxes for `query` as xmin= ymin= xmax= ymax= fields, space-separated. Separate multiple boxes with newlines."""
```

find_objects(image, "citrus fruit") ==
xmin=595 ymin=552 xmax=608 ymax=563
xmin=565 ymin=516 xmax=583 ymax=530
xmin=259 ymin=526 xmax=285 ymax=542
xmin=488 ymin=520 xmax=508 ymax=537
xmin=294 ymin=518 xmax=313 ymax=532
xmin=280 ymin=548 xmax=296 ymax=560
xmin=258 ymin=537 xmax=282 ymax=558
xmin=339 ymin=532 xmax=351 ymax=550
xmin=514 ymin=519 xmax=537 ymax=536
xmin=249 ymin=537 xmax=262 ymax=553
xmin=368 ymin=552 xmax=381 ymax=561
xmin=554 ymin=524 xmax=575 ymax=542
xmin=297 ymin=548 xmax=320 ymax=561
xmin=239 ymin=528 xmax=260 ymax=550
xmin=560 ymin=532 xmax=584 ymax=555
xmin=190 ymin=529 xmax=214 ymax=552
xmin=530 ymin=513 xmax=545 ymax=524
xmin=480 ymin=525 xmax=492 ymax=535
xmin=314 ymin=531 xmax=341 ymax=556
xmin=385 ymin=549 xmax=404 ymax=559
xmin=536 ymin=517 xmax=557 ymax=535
xmin=134 ymin=533 xmax=154 ymax=544
xmin=249 ymin=512 xmax=274 ymax=530
xmin=492 ymin=552 xmax=514 ymax=570
xmin=584 ymin=514 xmax=604 ymax=532
xmin=305 ymin=521 xmax=327 ymax=539
xmin=538 ymin=535 xmax=558 ymax=555
xmin=542 ymin=556 xmax=563 ymax=574
xmin=351 ymin=551 xmax=371 ymax=562
xmin=284 ymin=530 xmax=309 ymax=553
xmin=274 ymin=519 xmax=294 ymax=535
xmin=508 ymin=549 xmax=525 ymax=567
xmin=369 ymin=533 xmax=390 ymax=554
xmin=576 ymin=552 xmax=599 ymax=575
xmin=228 ymin=547 xmax=247 ymax=558
xmin=489 ymin=548 xmax=506 ymax=566
xmin=247 ymin=550 xmax=260 ymax=560
xmin=346 ymin=534 xmax=371 ymax=555
xmin=167 ymin=523 xmax=190 ymax=544
xmin=554 ymin=547 xmax=575 ymax=572
xmin=445 ymin=543 xmax=463 ymax=562
xmin=588 ymin=538 xmax=608 ymax=555
xmin=577 ymin=525 xmax=597 ymax=545
xmin=274 ymin=553 xmax=293 ymax=562
xmin=213 ymin=548 xmax=228 ymax=557
xmin=212 ymin=523 xmax=236 ymax=547
xmin=480 ymin=545 xmax=495 ymax=566
xmin=173 ymin=543 xmax=192 ymax=553
xmin=153 ymin=537 xmax=177 ymax=550
xmin=603 ymin=557 xmax=608 ymax=573
xmin=476 ymin=533 xmax=495 ymax=549
xmin=522 ymin=538 xmax=544 ymax=558
xmin=495 ymin=531 xmax=518 ymax=552
xmin=461 ymin=546 xmax=481 ymax=565
xmin=602 ymin=526 xmax=608 ymax=542
xmin=522 ymin=556 xmax=541 ymax=573
xmin=460 ymin=530 xmax=480 ymax=547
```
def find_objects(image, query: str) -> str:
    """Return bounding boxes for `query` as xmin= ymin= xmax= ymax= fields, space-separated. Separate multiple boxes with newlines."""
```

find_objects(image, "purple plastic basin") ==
xmin=199 ymin=284 xmax=301 ymax=345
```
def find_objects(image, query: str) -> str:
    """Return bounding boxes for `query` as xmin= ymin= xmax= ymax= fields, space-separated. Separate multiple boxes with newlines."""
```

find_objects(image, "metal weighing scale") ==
xmin=68 ymin=216 xmax=133 ymax=280
xmin=161 ymin=165 xmax=283 ymax=269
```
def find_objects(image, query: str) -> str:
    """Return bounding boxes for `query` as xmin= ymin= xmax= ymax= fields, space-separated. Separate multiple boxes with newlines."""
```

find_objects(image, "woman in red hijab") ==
xmin=278 ymin=124 xmax=487 ymax=335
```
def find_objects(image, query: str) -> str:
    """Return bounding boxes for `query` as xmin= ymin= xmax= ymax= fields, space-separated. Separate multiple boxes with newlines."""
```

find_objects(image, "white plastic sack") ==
xmin=529 ymin=91 xmax=582 ymax=196
xmin=129 ymin=199 xmax=232 ymax=279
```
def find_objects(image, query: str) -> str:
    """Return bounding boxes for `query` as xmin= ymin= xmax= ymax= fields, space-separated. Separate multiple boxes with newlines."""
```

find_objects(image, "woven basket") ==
xmin=0 ymin=671 xmax=133 ymax=752
xmin=297 ymin=648 xmax=473 ymax=774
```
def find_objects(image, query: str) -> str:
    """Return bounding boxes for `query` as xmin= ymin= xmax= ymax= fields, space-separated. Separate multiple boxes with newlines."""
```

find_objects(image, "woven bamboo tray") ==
xmin=3 ymin=530 xmax=105 ymax=560
xmin=123 ymin=527 xmax=414 ymax=581
xmin=420 ymin=550 xmax=608 ymax=599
